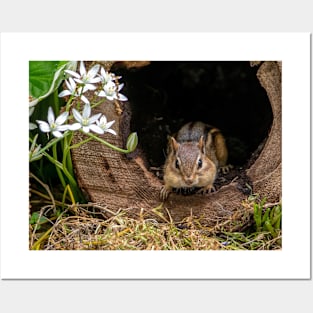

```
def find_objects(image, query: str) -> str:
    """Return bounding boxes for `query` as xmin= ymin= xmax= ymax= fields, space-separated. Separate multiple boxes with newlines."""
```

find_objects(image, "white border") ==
xmin=0 ymin=33 xmax=311 ymax=279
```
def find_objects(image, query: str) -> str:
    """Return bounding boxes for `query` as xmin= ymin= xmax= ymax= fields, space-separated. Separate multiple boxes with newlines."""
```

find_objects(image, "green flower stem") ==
xmin=42 ymin=149 xmax=81 ymax=201
xmin=85 ymin=131 xmax=131 ymax=153
xmin=68 ymin=136 xmax=93 ymax=150
xmin=66 ymin=142 xmax=74 ymax=177
xmin=62 ymin=132 xmax=74 ymax=177
xmin=65 ymin=94 xmax=75 ymax=112
xmin=91 ymin=99 xmax=106 ymax=108
xmin=52 ymin=142 xmax=66 ymax=188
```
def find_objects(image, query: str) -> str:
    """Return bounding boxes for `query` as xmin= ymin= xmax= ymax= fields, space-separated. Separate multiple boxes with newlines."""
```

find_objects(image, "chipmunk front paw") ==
xmin=160 ymin=186 xmax=171 ymax=201
xmin=219 ymin=164 xmax=233 ymax=174
xmin=197 ymin=184 xmax=216 ymax=194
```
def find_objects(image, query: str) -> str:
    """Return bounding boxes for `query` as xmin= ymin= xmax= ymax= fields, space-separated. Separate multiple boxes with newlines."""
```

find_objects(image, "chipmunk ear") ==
xmin=198 ymin=136 xmax=205 ymax=154
xmin=170 ymin=137 xmax=180 ymax=153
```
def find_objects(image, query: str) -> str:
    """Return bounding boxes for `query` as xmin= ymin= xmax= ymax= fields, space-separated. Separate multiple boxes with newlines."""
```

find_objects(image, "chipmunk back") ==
xmin=160 ymin=121 xmax=230 ymax=200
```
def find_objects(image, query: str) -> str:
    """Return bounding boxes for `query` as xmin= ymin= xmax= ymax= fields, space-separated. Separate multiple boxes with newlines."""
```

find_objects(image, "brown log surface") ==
xmin=71 ymin=61 xmax=281 ymax=225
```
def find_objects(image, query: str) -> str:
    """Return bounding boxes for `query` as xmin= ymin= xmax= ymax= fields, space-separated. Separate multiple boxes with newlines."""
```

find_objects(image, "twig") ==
xmin=263 ymin=201 xmax=281 ymax=209
xmin=29 ymin=172 xmax=56 ymax=211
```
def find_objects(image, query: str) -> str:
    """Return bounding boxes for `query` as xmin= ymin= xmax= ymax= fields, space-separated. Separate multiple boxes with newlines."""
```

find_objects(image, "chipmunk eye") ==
xmin=175 ymin=159 xmax=180 ymax=169
xmin=198 ymin=158 xmax=202 ymax=169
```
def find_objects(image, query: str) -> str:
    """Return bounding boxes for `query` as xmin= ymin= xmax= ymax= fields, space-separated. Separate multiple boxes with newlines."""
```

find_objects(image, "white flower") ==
xmin=29 ymin=106 xmax=37 ymax=130
xmin=36 ymin=107 xmax=69 ymax=138
xmin=58 ymin=77 xmax=90 ymax=104
xmin=96 ymin=115 xmax=117 ymax=135
xmin=97 ymin=81 xmax=128 ymax=101
xmin=65 ymin=61 xmax=101 ymax=91
xmin=69 ymin=103 xmax=103 ymax=134
xmin=98 ymin=67 xmax=122 ymax=85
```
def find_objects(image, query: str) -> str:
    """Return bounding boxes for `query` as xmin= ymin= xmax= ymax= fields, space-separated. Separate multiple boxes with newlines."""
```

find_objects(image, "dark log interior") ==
xmin=113 ymin=61 xmax=273 ymax=169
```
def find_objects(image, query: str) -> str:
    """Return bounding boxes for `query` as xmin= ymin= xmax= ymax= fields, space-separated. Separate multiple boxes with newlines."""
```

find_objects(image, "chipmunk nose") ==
xmin=184 ymin=177 xmax=194 ymax=185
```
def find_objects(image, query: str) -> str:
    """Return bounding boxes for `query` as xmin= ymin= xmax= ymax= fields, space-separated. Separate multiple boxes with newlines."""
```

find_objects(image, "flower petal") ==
xmin=84 ymin=83 xmax=97 ymax=91
xmin=79 ymin=61 xmax=86 ymax=76
xmin=104 ymin=128 xmax=117 ymax=136
xmin=72 ymin=108 xmax=82 ymax=123
xmin=103 ymin=129 xmax=116 ymax=135
xmin=89 ymin=113 xmax=102 ymax=124
xmin=57 ymin=125 xmax=69 ymax=131
xmin=55 ymin=111 xmax=69 ymax=125
xmin=73 ymin=78 xmax=84 ymax=84
xmin=64 ymin=78 xmax=72 ymax=91
xmin=117 ymin=93 xmax=128 ymax=101
xmin=89 ymin=77 xmax=101 ymax=84
xmin=65 ymin=70 xmax=80 ymax=79
xmin=29 ymin=122 xmax=37 ymax=130
xmin=68 ymin=123 xmax=81 ymax=131
xmin=96 ymin=90 xmax=106 ymax=97
xmin=82 ymin=126 xmax=90 ymax=133
xmin=99 ymin=115 xmax=108 ymax=124
xmin=47 ymin=107 xmax=55 ymax=125
xmin=68 ymin=77 xmax=77 ymax=91
xmin=88 ymin=64 xmax=100 ymax=78
xmin=100 ymin=67 xmax=106 ymax=76
xmin=89 ymin=124 xmax=104 ymax=134
xmin=58 ymin=90 xmax=72 ymax=97
xmin=52 ymin=130 xmax=64 ymax=138
xmin=80 ymin=95 xmax=90 ymax=104
xmin=105 ymin=120 xmax=115 ymax=129
xmin=82 ymin=103 xmax=91 ymax=118
xmin=100 ymin=67 xmax=110 ymax=81
xmin=36 ymin=120 xmax=51 ymax=133
xmin=118 ymin=83 xmax=124 ymax=91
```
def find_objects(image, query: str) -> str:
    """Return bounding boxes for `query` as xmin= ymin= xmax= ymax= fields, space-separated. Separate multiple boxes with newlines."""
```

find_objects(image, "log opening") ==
xmin=71 ymin=61 xmax=281 ymax=225
xmin=114 ymin=61 xmax=273 ymax=188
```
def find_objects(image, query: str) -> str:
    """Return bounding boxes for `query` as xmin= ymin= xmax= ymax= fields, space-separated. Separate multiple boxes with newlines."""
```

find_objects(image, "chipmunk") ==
xmin=160 ymin=121 xmax=231 ymax=200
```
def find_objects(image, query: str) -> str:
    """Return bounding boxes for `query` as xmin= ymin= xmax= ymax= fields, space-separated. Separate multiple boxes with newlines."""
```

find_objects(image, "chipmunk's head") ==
xmin=170 ymin=136 xmax=207 ymax=186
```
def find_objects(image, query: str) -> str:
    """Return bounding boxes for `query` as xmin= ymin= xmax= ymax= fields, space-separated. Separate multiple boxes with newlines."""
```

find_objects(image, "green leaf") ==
xmin=29 ymin=61 xmax=77 ymax=106
xmin=261 ymin=207 xmax=271 ymax=224
xmin=264 ymin=220 xmax=277 ymax=238
xmin=271 ymin=206 xmax=282 ymax=229
xmin=29 ymin=212 xmax=49 ymax=226
xmin=253 ymin=203 xmax=262 ymax=230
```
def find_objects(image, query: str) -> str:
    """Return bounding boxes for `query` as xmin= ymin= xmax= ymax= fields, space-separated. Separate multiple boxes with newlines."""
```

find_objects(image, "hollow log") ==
xmin=71 ymin=61 xmax=281 ymax=225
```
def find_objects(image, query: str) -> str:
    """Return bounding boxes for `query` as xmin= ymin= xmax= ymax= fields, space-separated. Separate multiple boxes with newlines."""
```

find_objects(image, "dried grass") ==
xmin=29 ymin=200 xmax=281 ymax=251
